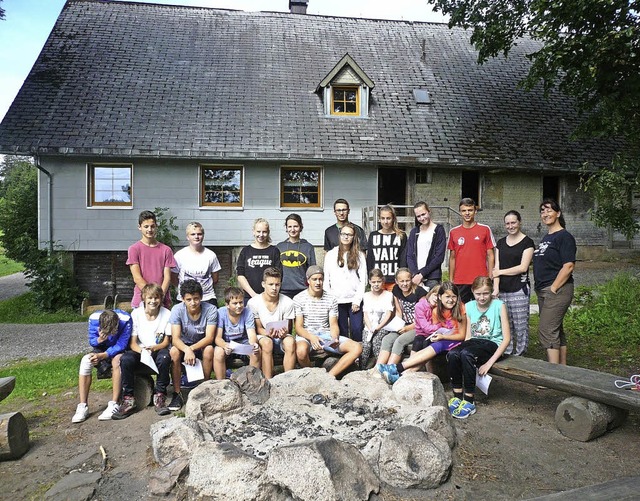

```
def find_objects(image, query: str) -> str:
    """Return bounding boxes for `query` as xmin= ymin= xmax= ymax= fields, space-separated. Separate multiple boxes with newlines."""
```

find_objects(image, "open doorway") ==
xmin=378 ymin=168 xmax=407 ymax=206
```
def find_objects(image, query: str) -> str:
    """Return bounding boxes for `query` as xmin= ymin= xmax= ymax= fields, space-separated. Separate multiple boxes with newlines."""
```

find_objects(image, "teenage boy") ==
xmin=323 ymin=198 xmax=367 ymax=251
xmin=294 ymin=265 xmax=362 ymax=378
xmin=214 ymin=287 xmax=260 ymax=380
xmin=127 ymin=210 xmax=176 ymax=309
xmin=247 ymin=267 xmax=297 ymax=378
xmin=448 ymin=198 xmax=496 ymax=303
xmin=172 ymin=221 xmax=222 ymax=305
xmin=168 ymin=280 xmax=217 ymax=410
xmin=72 ymin=309 xmax=132 ymax=423
xmin=112 ymin=284 xmax=172 ymax=419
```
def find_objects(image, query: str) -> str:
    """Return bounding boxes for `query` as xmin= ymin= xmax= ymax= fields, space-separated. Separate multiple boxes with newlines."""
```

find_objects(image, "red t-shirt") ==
xmin=447 ymin=223 xmax=495 ymax=285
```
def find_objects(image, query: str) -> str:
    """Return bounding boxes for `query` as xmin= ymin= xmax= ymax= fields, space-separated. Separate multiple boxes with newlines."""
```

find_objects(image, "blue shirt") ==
xmin=217 ymin=306 xmax=255 ymax=342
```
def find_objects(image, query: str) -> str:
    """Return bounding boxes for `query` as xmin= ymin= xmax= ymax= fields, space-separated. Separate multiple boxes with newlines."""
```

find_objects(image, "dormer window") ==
xmin=318 ymin=54 xmax=374 ymax=118
xmin=332 ymin=86 xmax=359 ymax=115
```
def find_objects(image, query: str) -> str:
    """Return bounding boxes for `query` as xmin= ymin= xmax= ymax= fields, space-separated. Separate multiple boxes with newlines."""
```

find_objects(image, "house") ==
xmin=0 ymin=0 xmax=627 ymax=302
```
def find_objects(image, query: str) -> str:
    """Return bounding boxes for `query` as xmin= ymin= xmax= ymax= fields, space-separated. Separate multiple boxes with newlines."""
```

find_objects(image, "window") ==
xmin=201 ymin=166 xmax=243 ymax=207
xmin=88 ymin=164 xmax=132 ymax=207
xmin=415 ymin=168 xmax=432 ymax=184
xmin=331 ymin=86 xmax=359 ymax=115
xmin=281 ymin=167 xmax=321 ymax=207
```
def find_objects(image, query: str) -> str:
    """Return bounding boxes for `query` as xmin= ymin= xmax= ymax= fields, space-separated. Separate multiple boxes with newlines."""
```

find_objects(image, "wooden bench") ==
xmin=0 ymin=376 xmax=30 ymax=461
xmin=489 ymin=356 xmax=640 ymax=441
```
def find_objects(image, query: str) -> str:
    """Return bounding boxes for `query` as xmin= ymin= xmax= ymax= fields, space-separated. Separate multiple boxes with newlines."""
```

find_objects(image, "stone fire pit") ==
xmin=150 ymin=367 xmax=457 ymax=500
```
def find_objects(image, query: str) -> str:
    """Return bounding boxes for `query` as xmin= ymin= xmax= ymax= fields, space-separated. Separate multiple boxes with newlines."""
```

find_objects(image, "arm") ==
xmin=492 ymin=248 xmax=501 ymax=297
xmin=211 ymin=271 xmax=219 ymax=285
xmin=366 ymin=234 xmax=375 ymax=272
xmin=170 ymin=270 xmax=179 ymax=287
xmin=448 ymin=251 xmax=456 ymax=285
xmin=493 ymin=247 xmax=534 ymax=278
xmin=375 ymin=310 xmax=394 ymax=332
xmin=486 ymin=247 xmax=495 ymax=280
xmin=479 ymin=304 xmax=511 ymax=375
xmin=329 ymin=313 xmax=340 ymax=341
xmin=237 ymin=275 xmax=258 ymax=298
xmin=550 ymin=262 xmax=575 ymax=294
xmin=406 ymin=230 xmax=419 ymax=279
xmin=352 ymin=254 xmax=368 ymax=308
xmin=161 ymin=266 xmax=172 ymax=297
xmin=189 ymin=323 xmax=216 ymax=352
xmin=295 ymin=314 xmax=322 ymax=350
xmin=105 ymin=317 xmax=132 ymax=358
xmin=129 ymin=264 xmax=147 ymax=290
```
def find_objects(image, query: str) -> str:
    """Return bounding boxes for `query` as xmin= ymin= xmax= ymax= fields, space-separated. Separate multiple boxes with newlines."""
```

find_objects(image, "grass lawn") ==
xmin=0 ymin=292 xmax=86 ymax=323
xmin=0 ymin=231 xmax=23 ymax=277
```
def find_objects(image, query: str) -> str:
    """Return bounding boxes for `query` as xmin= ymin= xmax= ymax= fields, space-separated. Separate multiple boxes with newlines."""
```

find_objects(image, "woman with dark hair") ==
xmin=277 ymin=213 xmax=316 ymax=299
xmin=406 ymin=201 xmax=446 ymax=289
xmin=532 ymin=199 xmax=576 ymax=365
xmin=323 ymin=222 xmax=367 ymax=341
xmin=493 ymin=210 xmax=535 ymax=355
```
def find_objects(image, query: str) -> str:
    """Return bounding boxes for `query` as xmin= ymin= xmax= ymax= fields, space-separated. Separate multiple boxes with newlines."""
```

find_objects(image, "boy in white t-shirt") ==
xmin=247 ymin=267 xmax=296 ymax=378
xmin=113 ymin=283 xmax=172 ymax=419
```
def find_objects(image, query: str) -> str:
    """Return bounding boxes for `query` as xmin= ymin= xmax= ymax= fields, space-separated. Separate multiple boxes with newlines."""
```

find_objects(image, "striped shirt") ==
xmin=293 ymin=290 xmax=338 ymax=334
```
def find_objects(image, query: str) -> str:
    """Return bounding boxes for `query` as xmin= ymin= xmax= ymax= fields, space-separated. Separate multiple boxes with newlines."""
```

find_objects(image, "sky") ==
xmin=0 ymin=0 xmax=447 ymax=124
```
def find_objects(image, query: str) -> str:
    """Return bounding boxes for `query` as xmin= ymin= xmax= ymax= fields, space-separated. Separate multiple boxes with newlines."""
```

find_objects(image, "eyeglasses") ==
xmin=340 ymin=232 xmax=355 ymax=238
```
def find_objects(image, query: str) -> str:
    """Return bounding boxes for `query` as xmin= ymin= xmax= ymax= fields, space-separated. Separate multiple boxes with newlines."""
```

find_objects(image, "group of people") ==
xmin=72 ymin=196 xmax=576 ymax=423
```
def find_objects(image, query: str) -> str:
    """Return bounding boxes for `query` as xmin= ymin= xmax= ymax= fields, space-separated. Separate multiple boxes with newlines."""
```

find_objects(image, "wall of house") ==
xmin=39 ymin=156 xmax=375 ymax=302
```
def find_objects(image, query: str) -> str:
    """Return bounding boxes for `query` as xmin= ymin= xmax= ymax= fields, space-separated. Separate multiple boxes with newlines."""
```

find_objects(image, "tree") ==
xmin=431 ymin=0 xmax=640 ymax=235
xmin=0 ymin=157 xmax=38 ymax=262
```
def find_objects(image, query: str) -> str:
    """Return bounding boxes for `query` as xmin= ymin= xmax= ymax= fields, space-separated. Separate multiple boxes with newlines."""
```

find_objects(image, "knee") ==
xmin=79 ymin=354 xmax=92 ymax=375
xmin=170 ymin=346 xmax=180 ymax=361
xmin=260 ymin=338 xmax=273 ymax=353
xmin=214 ymin=346 xmax=225 ymax=360
xmin=283 ymin=337 xmax=295 ymax=353
xmin=111 ymin=353 xmax=122 ymax=368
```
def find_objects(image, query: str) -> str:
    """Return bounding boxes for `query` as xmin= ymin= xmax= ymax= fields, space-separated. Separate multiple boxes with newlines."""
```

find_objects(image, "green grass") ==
xmin=0 ymin=255 xmax=23 ymax=277
xmin=0 ymin=355 xmax=111 ymax=402
xmin=0 ymin=292 xmax=86 ymax=323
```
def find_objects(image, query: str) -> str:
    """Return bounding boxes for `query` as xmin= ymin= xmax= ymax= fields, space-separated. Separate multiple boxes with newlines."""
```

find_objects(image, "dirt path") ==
xmin=1 ymin=376 xmax=638 ymax=500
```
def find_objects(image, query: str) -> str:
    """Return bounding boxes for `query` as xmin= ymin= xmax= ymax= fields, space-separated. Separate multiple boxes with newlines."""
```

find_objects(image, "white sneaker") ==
xmin=72 ymin=403 xmax=88 ymax=423
xmin=98 ymin=401 xmax=119 ymax=421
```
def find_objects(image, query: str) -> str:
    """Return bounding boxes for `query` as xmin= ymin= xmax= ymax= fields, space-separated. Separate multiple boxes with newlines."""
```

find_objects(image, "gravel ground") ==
xmin=0 ymin=261 xmax=638 ymax=367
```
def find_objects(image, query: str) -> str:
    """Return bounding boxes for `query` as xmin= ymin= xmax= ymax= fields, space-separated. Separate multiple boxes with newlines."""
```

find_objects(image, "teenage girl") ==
xmin=378 ymin=282 xmax=466 ymax=383
xmin=447 ymin=276 xmax=511 ymax=419
xmin=277 ymin=213 xmax=317 ymax=299
xmin=406 ymin=201 xmax=447 ymax=289
xmin=493 ymin=210 xmax=534 ymax=355
xmin=361 ymin=268 xmax=395 ymax=368
xmin=366 ymin=205 xmax=407 ymax=291
xmin=376 ymin=267 xmax=427 ymax=366
xmin=237 ymin=218 xmax=282 ymax=303
xmin=323 ymin=222 xmax=367 ymax=342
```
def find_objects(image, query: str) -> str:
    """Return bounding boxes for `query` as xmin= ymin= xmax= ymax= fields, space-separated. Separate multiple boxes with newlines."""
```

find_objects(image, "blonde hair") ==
xmin=252 ymin=218 xmax=272 ymax=244
xmin=186 ymin=221 xmax=204 ymax=235
xmin=379 ymin=205 xmax=405 ymax=238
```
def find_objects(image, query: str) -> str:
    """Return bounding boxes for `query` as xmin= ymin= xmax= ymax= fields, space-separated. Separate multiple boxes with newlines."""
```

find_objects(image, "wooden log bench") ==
xmin=0 ymin=376 xmax=30 ymax=461
xmin=489 ymin=356 xmax=640 ymax=441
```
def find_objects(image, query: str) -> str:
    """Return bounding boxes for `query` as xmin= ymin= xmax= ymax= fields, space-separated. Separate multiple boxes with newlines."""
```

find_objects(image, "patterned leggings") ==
xmin=361 ymin=330 xmax=393 ymax=368
xmin=499 ymin=288 xmax=530 ymax=356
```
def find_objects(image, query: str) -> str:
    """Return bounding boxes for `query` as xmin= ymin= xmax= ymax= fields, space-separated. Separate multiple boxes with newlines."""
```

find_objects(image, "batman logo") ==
xmin=281 ymin=250 xmax=307 ymax=268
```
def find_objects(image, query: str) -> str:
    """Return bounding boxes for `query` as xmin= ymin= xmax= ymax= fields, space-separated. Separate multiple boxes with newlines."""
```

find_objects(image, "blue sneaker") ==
xmin=452 ymin=400 xmax=476 ymax=419
xmin=448 ymin=397 xmax=463 ymax=414
xmin=378 ymin=363 xmax=400 ymax=384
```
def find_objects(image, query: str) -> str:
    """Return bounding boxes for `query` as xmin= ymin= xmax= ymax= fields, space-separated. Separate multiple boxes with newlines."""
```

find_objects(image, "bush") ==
xmin=565 ymin=273 xmax=640 ymax=348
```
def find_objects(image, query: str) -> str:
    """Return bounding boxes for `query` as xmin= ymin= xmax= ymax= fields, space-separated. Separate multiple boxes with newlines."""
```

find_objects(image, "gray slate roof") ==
xmin=0 ymin=0 xmax=616 ymax=170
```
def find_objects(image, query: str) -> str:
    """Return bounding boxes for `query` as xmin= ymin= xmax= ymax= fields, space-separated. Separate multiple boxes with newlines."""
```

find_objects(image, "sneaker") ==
xmin=72 ymin=403 xmax=88 ymax=423
xmin=448 ymin=397 xmax=463 ymax=414
xmin=98 ymin=400 xmax=119 ymax=421
xmin=154 ymin=393 xmax=171 ymax=416
xmin=112 ymin=396 xmax=136 ymax=420
xmin=168 ymin=392 xmax=183 ymax=411
xmin=452 ymin=400 xmax=477 ymax=419
xmin=378 ymin=363 xmax=400 ymax=384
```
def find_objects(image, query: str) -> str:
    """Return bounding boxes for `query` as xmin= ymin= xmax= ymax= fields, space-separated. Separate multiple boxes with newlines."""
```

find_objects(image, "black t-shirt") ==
xmin=236 ymin=245 xmax=282 ymax=299
xmin=532 ymin=229 xmax=576 ymax=290
xmin=392 ymin=284 xmax=427 ymax=324
xmin=496 ymin=235 xmax=535 ymax=293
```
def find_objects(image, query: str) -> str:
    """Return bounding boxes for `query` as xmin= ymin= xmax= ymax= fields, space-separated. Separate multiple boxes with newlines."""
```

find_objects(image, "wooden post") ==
xmin=555 ymin=397 xmax=628 ymax=442
xmin=0 ymin=412 xmax=30 ymax=461
xmin=0 ymin=377 xmax=16 ymax=402
xmin=134 ymin=374 xmax=154 ymax=407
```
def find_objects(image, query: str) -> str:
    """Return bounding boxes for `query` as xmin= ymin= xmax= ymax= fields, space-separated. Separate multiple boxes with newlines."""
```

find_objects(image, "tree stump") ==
xmin=0 ymin=377 xmax=16 ymax=402
xmin=0 ymin=412 xmax=30 ymax=461
xmin=555 ymin=396 xmax=628 ymax=442
xmin=134 ymin=374 xmax=154 ymax=407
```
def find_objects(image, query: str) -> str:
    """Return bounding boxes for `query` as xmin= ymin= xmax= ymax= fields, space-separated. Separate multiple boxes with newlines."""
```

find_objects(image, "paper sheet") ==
xmin=140 ymin=348 xmax=158 ymax=374
xmin=384 ymin=316 xmax=406 ymax=332
xmin=182 ymin=359 xmax=204 ymax=382
xmin=228 ymin=340 xmax=254 ymax=356
xmin=265 ymin=319 xmax=287 ymax=334
xmin=476 ymin=373 xmax=492 ymax=395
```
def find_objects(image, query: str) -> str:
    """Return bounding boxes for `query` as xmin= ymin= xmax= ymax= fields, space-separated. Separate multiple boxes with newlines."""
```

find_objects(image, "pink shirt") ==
xmin=126 ymin=241 xmax=176 ymax=308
